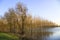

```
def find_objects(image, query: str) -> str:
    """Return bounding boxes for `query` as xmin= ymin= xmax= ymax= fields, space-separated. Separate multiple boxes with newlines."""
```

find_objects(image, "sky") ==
xmin=0 ymin=0 xmax=60 ymax=25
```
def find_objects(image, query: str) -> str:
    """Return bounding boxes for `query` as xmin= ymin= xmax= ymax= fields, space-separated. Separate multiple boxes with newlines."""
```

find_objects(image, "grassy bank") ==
xmin=0 ymin=33 xmax=19 ymax=40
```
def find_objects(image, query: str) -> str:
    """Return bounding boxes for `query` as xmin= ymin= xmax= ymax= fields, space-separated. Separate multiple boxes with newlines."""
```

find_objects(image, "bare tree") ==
xmin=4 ymin=8 xmax=17 ymax=33
xmin=16 ymin=2 xmax=27 ymax=40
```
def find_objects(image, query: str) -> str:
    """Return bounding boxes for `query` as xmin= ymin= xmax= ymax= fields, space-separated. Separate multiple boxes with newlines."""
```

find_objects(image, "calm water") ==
xmin=31 ymin=27 xmax=60 ymax=40
xmin=46 ymin=27 xmax=60 ymax=40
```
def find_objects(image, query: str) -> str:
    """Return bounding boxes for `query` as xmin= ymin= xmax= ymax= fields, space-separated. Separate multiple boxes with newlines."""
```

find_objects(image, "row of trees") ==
xmin=0 ymin=2 xmax=58 ymax=40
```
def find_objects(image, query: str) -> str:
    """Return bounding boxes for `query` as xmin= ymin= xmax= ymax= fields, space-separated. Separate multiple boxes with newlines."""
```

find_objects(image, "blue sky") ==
xmin=0 ymin=0 xmax=60 ymax=25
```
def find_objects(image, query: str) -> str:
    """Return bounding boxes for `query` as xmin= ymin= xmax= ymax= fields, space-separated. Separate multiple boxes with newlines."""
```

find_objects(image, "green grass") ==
xmin=0 ymin=33 xmax=19 ymax=40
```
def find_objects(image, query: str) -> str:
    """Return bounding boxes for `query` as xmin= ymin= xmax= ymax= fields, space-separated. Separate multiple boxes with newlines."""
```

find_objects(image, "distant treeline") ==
xmin=0 ymin=2 xmax=58 ymax=40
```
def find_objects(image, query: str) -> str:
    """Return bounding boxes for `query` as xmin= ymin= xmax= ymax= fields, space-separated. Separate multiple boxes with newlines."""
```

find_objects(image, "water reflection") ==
xmin=31 ymin=27 xmax=60 ymax=40
xmin=47 ymin=27 xmax=60 ymax=40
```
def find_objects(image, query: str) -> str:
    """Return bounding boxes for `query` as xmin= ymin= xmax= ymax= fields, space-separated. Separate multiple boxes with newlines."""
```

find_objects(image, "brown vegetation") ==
xmin=0 ymin=2 xmax=58 ymax=40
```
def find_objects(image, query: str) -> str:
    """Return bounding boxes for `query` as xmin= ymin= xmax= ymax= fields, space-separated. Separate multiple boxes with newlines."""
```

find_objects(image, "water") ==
xmin=30 ymin=27 xmax=60 ymax=40
xmin=46 ymin=27 xmax=60 ymax=40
